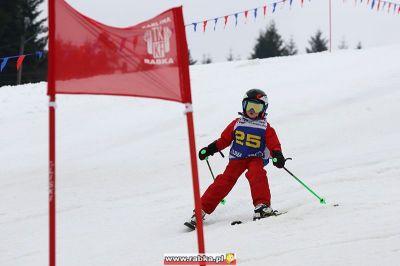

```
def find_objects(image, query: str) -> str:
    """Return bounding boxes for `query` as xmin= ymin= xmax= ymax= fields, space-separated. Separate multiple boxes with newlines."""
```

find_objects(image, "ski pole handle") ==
xmin=200 ymin=148 xmax=225 ymax=159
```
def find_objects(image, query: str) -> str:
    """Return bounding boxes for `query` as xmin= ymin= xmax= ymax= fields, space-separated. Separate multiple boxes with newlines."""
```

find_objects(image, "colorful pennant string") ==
xmin=0 ymin=51 xmax=45 ymax=72
xmin=185 ymin=0 xmax=399 ymax=33
xmin=186 ymin=0 xmax=290 ymax=30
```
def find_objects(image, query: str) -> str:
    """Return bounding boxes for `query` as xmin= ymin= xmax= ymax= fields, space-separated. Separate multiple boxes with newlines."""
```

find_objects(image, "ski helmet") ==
xmin=242 ymin=89 xmax=268 ymax=118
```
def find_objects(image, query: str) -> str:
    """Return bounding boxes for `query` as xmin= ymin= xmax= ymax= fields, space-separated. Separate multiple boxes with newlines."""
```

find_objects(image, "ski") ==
xmin=184 ymin=210 xmax=288 ymax=230
xmin=231 ymin=210 xmax=287 ymax=226
xmin=184 ymin=221 xmax=196 ymax=231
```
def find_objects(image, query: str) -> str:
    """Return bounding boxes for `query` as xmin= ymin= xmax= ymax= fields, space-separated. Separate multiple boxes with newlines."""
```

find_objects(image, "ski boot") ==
xmin=184 ymin=210 xmax=206 ymax=230
xmin=253 ymin=203 xmax=274 ymax=220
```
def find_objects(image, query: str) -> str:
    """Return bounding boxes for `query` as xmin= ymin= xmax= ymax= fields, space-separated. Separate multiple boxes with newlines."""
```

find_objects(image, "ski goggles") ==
xmin=243 ymin=100 xmax=265 ymax=113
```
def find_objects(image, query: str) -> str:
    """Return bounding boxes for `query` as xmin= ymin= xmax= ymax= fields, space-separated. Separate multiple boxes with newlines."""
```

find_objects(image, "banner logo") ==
xmin=144 ymin=20 xmax=174 ymax=65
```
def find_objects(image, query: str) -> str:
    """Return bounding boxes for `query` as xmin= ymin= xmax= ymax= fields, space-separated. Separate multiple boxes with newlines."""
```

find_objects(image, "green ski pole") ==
xmin=273 ymin=158 xmax=326 ymax=204
xmin=201 ymin=150 xmax=226 ymax=205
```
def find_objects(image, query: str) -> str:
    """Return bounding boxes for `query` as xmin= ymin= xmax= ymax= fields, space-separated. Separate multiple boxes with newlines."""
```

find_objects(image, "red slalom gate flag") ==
xmin=49 ymin=0 xmax=191 ymax=103
xmin=47 ymin=2 xmax=205 ymax=266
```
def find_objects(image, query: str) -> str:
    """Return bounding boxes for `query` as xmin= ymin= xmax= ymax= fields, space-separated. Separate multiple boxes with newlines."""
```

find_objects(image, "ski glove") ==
xmin=272 ymin=151 xmax=285 ymax=168
xmin=198 ymin=141 xmax=218 ymax=160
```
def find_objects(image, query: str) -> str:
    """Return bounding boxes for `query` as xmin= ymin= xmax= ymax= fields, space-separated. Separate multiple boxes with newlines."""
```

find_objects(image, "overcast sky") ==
xmin=40 ymin=0 xmax=400 ymax=62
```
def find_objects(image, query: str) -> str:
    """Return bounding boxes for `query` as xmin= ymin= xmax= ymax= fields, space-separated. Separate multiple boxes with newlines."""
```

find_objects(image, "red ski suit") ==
xmin=201 ymin=118 xmax=282 ymax=214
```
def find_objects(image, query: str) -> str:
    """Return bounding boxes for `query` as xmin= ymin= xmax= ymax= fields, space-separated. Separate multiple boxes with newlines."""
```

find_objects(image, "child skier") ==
xmin=186 ymin=89 xmax=286 ymax=229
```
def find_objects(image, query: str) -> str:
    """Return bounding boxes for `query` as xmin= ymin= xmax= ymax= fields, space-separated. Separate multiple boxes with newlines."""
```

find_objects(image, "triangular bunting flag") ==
xmin=16 ymin=55 xmax=26 ymax=70
xmin=224 ymin=16 xmax=229 ymax=28
xmin=36 ymin=51 xmax=44 ymax=59
xmin=1 ymin=57 xmax=9 ymax=72
xmin=203 ymin=20 xmax=208 ymax=32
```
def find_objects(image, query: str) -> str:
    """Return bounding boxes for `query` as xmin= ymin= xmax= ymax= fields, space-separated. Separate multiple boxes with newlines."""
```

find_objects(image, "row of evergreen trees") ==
xmin=0 ymin=0 xmax=47 ymax=86
xmin=191 ymin=21 xmax=363 ymax=65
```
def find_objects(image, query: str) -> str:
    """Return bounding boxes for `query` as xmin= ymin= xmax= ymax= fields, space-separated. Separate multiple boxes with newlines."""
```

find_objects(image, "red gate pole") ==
xmin=49 ymin=95 xmax=56 ymax=266
xmin=185 ymin=104 xmax=205 ymax=257
xmin=175 ymin=6 xmax=205 ymax=260
xmin=48 ymin=0 xmax=56 ymax=265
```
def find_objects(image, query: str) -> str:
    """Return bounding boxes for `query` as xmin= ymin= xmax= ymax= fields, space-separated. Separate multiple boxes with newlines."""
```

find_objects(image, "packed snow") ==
xmin=1 ymin=45 xmax=400 ymax=266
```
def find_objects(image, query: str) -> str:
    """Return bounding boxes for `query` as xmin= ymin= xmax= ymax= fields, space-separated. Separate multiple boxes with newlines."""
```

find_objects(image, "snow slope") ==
xmin=1 ymin=45 xmax=400 ymax=266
